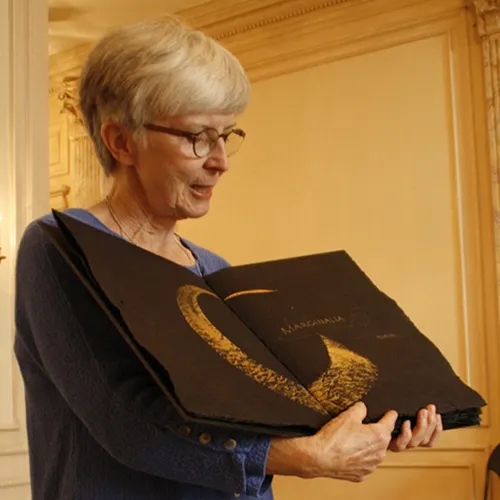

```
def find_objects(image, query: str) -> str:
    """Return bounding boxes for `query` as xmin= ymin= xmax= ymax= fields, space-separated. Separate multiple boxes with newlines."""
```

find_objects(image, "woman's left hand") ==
xmin=389 ymin=404 xmax=443 ymax=452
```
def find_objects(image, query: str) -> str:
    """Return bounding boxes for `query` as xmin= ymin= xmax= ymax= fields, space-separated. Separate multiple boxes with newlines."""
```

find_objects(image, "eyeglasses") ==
xmin=143 ymin=123 xmax=246 ymax=158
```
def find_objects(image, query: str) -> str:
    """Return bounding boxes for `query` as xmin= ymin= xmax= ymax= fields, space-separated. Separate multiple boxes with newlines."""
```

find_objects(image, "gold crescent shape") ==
xmin=176 ymin=285 xmax=327 ymax=414
xmin=176 ymin=285 xmax=377 ymax=415
xmin=309 ymin=336 xmax=378 ymax=414
xmin=224 ymin=289 xmax=277 ymax=301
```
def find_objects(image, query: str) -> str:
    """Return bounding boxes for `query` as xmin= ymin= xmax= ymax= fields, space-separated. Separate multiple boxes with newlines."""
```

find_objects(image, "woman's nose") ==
xmin=207 ymin=138 xmax=229 ymax=172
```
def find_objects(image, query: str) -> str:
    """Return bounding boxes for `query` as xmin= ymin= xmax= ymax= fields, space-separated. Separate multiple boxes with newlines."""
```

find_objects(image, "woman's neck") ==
xmin=88 ymin=179 xmax=194 ymax=267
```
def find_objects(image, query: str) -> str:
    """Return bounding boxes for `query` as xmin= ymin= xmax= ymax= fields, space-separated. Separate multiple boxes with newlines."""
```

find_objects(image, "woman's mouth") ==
xmin=190 ymin=184 xmax=213 ymax=200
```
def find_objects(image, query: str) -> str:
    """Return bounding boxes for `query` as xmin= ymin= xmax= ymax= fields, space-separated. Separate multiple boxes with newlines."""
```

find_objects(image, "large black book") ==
xmin=38 ymin=211 xmax=486 ymax=438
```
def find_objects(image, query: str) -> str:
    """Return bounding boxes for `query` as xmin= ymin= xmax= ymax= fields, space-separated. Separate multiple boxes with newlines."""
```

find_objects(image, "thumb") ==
xmin=344 ymin=401 xmax=368 ymax=422
xmin=318 ymin=402 xmax=367 ymax=436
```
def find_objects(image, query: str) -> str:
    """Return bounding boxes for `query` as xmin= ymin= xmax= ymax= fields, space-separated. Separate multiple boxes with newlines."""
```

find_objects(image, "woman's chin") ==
xmin=178 ymin=203 xmax=211 ymax=220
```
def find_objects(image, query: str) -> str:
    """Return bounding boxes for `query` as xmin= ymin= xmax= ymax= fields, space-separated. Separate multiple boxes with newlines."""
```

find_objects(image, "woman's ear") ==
xmin=100 ymin=120 xmax=136 ymax=166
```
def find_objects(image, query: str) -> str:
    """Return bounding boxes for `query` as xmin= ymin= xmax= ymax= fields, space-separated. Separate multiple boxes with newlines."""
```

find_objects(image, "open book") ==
xmin=39 ymin=210 xmax=486 ymax=438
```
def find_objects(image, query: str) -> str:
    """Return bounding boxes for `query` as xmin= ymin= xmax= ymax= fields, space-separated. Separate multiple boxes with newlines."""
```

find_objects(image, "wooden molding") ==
xmin=180 ymin=0 xmax=357 ymax=40
xmin=49 ymin=184 xmax=70 ymax=210
xmin=0 ymin=447 xmax=27 ymax=457
xmin=471 ymin=0 xmax=500 ymax=450
xmin=48 ymin=0 xmax=466 ymax=73
xmin=49 ymin=184 xmax=70 ymax=197
xmin=472 ymin=0 xmax=500 ymax=37
xmin=0 ymin=478 xmax=30 ymax=490
xmin=178 ymin=0 xmax=467 ymax=84
xmin=48 ymin=0 xmax=357 ymax=75
xmin=179 ymin=0 xmax=462 ymax=40
xmin=47 ymin=0 xmax=467 ymax=101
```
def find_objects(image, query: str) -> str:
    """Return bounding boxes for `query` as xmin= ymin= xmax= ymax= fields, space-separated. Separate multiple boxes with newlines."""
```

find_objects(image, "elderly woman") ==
xmin=14 ymin=16 xmax=442 ymax=500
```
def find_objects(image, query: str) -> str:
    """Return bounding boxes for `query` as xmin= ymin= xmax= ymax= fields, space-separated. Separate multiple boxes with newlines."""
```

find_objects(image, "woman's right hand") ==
xmin=266 ymin=402 xmax=398 ymax=483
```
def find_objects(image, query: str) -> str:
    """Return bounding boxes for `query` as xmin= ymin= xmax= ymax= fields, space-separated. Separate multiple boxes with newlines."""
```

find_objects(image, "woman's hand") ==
xmin=388 ymin=404 xmax=443 ymax=452
xmin=266 ymin=402 xmax=397 ymax=483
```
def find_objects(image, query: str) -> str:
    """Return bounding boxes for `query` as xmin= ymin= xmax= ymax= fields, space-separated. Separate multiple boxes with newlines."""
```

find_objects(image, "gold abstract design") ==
xmin=177 ymin=285 xmax=327 ymax=415
xmin=176 ymin=284 xmax=378 ymax=415
xmin=225 ymin=289 xmax=277 ymax=301
xmin=309 ymin=336 xmax=378 ymax=413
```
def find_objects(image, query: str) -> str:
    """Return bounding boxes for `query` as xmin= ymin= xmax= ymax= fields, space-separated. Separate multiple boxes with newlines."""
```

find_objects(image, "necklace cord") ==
xmin=104 ymin=196 xmax=202 ymax=274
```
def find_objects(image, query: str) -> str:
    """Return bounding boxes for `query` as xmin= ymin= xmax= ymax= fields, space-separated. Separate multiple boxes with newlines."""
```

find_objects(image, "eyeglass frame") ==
xmin=143 ymin=123 xmax=246 ymax=158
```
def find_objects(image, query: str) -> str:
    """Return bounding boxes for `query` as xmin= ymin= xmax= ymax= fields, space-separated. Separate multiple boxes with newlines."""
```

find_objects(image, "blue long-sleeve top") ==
xmin=14 ymin=209 xmax=274 ymax=500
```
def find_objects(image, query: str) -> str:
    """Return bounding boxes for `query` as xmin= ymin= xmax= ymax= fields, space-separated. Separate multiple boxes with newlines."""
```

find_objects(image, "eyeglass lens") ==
xmin=194 ymin=129 xmax=244 ymax=158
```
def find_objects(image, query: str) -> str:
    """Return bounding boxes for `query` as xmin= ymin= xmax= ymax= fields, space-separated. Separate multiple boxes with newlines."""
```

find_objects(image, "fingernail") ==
xmin=422 ymin=410 xmax=428 ymax=418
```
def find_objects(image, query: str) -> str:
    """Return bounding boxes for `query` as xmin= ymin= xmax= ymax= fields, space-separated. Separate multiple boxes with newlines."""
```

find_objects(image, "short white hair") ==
xmin=78 ymin=16 xmax=251 ymax=174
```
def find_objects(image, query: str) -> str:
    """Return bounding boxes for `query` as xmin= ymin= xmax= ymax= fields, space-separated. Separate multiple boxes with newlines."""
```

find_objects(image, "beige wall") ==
xmin=46 ymin=0 xmax=499 ymax=498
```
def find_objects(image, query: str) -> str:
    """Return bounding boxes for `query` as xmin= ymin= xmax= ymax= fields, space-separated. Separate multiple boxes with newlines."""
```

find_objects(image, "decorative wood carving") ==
xmin=472 ymin=0 xmax=500 ymax=298
xmin=471 ymin=1 xmax=500 ymax=178
xmin=49 ymin=75 xmax=83 ymax=124
xmin=70 ymin=136 xmax=102 ymax=208
xmin=472 ymin=0 xmax=500 ymax=37
xmin=196 ymin=0 xmax=355 ymax=40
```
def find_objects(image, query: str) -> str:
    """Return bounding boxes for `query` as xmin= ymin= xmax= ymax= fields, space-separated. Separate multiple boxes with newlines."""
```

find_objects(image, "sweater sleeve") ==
xmin=15 ymin=221 xmax=273 ymax=497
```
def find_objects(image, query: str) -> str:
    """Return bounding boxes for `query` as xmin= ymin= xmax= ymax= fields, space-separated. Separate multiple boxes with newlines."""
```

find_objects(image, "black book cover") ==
xmin=38 ymin=210 xmax=486 ymax=438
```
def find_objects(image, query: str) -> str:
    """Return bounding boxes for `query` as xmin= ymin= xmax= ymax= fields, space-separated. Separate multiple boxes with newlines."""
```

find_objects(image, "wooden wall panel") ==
xmin=274 ymin=465 xmax=475 ymax=500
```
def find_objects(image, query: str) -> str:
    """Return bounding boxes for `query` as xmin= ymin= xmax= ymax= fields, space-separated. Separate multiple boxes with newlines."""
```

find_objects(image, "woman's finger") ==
xmin=407 ymin=409 xmax=428 ymax=448
xmin=424 ymin=413 xmax=443 ymax=448
xmin=389 ymin=420 xmax=412 ymax=452
xmin=422 ymin=405 xmax=437 ymax=445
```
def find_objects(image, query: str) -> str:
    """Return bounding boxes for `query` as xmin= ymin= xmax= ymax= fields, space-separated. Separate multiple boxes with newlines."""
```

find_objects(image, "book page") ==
xmin=206 ymin=251 xmax=485 ymax=426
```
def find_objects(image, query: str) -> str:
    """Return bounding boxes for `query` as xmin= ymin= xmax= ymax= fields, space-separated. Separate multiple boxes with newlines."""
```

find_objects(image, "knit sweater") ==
xmin=14 ymin=209 xmax=274 ymax=500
